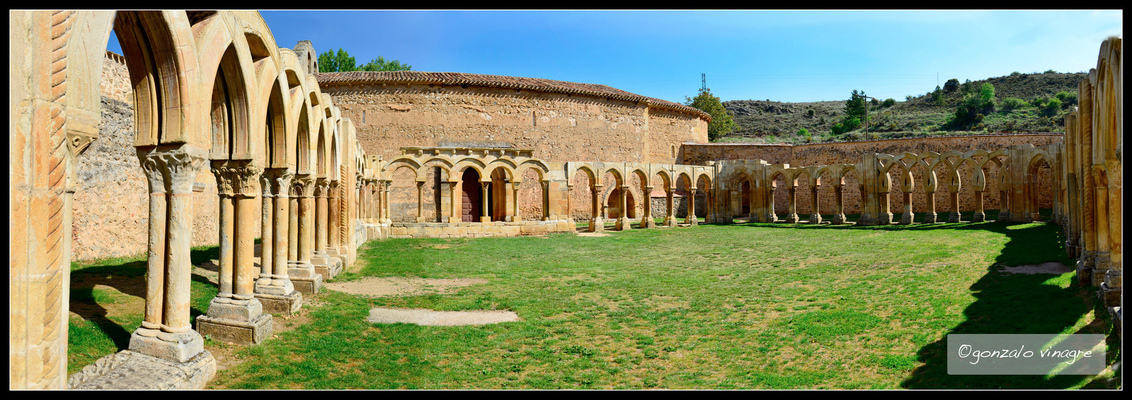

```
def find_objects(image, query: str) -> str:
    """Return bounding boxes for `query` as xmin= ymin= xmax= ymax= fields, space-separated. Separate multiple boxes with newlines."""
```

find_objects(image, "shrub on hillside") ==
xmin=1001 ymin=97 xmax=1028 ymax=112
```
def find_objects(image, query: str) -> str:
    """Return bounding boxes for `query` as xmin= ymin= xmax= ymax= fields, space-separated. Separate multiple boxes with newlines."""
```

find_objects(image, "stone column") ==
xmin=900 ymin=191 xmax=914 ymax=225
xmin=617 ymin=185 xmax=630 ymax=230
xmin=832 ymin=183 xmax=846 ymax=225
xmin=449 ymin=181 xmax=461 ymax=222
xmin=665 ymin=187 xmax=677 ymax=227
xmin=198 ymin=161 xmax=273 ymax=345
xmin=511 ymin=181 xmax=522 ymax=222
xmin=481 ymin=181 xmax=491 ymax=223
xmin=326 ymin=180 xmax=342 ymax=259
xmin=288 ymin=175 xmax=321 ymax=295
xmin=785 ymin=184 xmax=799 ymax=223
xmin=809 ymin=184 xmax=823 ymax=224
xmin=416 ymin=180 xmax=426 ymax=222
xmin=590 ymin=184 xmax=604 ymax=232
xmin=541 ymin=181 xmax=552 ymax=221
xmin=765 ymin=185 xmax=778 ymax=223
xmin=256 ymin=168 xmax=301 ymax=315
xmin=972 ymin=191 xmax=986 ymax=222
xmin=129 ymin=145 xmax=211 ymax=364
xmin=310 ymin=178 xmax=340 ymax=280
xmin=1092 ymin=167 xmax=1111 ymax=288
xmin=642 ymin=186 xmax=654 ymax=228
xmin=259 ymin=173 xmax=274 ymax=291
xmin=687 ymin=188 xmax=698 ymax=225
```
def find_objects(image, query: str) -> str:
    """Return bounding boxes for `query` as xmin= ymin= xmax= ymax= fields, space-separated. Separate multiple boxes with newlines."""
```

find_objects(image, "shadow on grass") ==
xmin=893 ymin=223 xmax=1119 ymax=389
xmin=69 ymin=245 xmax=222 ymax=352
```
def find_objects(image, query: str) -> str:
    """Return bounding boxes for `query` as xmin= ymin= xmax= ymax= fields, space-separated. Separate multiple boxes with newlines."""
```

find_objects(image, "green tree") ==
xmin=685 ymin=88 xmax=737 ymax=142
xmin=359 ymin=56 xmax=412 ymax=72
xmin=318 ymin=48 xmax=411 ymax=73
xmin=844 ymin=89 xmax=868 ymax=122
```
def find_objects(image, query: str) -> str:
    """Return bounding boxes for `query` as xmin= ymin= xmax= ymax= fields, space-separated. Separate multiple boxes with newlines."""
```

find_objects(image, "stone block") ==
xmin=197 ymin=312 xmax=273 ymax=345
xmin=68 ymin=350 xmax=216 ymax=390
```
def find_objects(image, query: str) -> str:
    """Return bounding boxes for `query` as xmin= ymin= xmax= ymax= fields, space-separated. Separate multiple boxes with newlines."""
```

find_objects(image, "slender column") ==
xmin=416 ymin=180 xmax=426 ymax=222
xmin=511 ymin=182 xmax=522 ymax=222
xmin=832 ymin=184 xmax=846 ymax=225
xmin=198 ymin=161 xmax=272 ymax=345
xmin=590 ymin=184 xmax=604 ymax=232
xmin=618 ymin=185 xmax=630 ymax=230
xmin=481 ymin=181 xmax=491 ymax=223
xmin=314 ymin=178 xmax=329 ymax=256
xmin=449 ymin=181 xmax=460 ymax=222
xmin=924 ymin=190 xmax=938 ymax=223
xmin=948 ymin=191 xmax=962 ymax=223
xmin=287 ymin=175 xmax=321 ymax=295
xmin=256 ymin=169 xmax=299 ymax=305
xmin=665 ymin=187 xmax=676 ymax=227
xmin=765 ymin=186 xmax=778 ymax=223
xmin=259 ymin=174 xmax=274 ymax=284
xmin=642 ymin=185 xmax=654 ymax=228
xmin=1092 ymin=167 xmax=1111 ymax=287
xmin=900 ymin=191 xmax=914 ymax=224
xmin=541 ymin=181 xmax=551 ymax=221
xmin=683 ymin=186 xmax=692 ymax=224
xmin=809 ymin=185 xmax=823 ymax=224
xmin=382 ymin=181 xmax=392 ymax=224
xmin=785 ymin=185 xmax=799 ymax=223
xmin=972 ymin=191 xmax=986 ymax=222
xmin=327 ymin=181 xmax=340 ymax=254
xmin=271 ymin=172 xmax=293 ymax=286
xmin=130 ymin=145 xmax=209 ymax=363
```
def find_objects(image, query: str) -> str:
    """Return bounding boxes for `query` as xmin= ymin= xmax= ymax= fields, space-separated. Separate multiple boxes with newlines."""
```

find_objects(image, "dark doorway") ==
xmin=461 ymin=169 xmax=481 ymax=222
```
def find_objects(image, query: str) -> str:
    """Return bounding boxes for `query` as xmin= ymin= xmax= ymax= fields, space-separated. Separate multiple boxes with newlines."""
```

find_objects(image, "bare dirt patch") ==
xmin=324 ymin=277 xmax=489 ymax=298
xmin=998 ymin=261 xmax=1073 ymax=275
xmin=366 ymin=308 xmax=520 ymax=326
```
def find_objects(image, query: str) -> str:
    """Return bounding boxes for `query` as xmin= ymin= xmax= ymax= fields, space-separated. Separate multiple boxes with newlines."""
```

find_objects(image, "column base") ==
xmin=288 ymin=260 xmax=324 ymax=295
xmin=664 ymin=216 xmax=677 ymax=227
xmin=832 ymin=214 xmax=846 ymax=225
xmin=254 ymin=283 xmax=303 ymax=316
xmin=899 ymin=213 xmax=913 ymax=225
xmin=127 ymin=327 xmax=206 ymax=364
xmin=1100 ymin=282 xmax=1121 ymax=308
xmin=972 ymin=212 xmax=986 ymax=222
xmin=948 ymin=212 xmax=962 ymax=223
xmin=785 ymin=213 xmax=799 ymax=224
xmin=616 ymin=217 xmax=630 ymax=230
xmin=590 ymin=217 xmax=604 ymax=232
xmin=641 ymin=217 xmax=655 ymax=229
xmin=923 ymin=212 xmax=938 ymax=223
xmin=196 ymin=297 xmax=273 ymax=345
xmin=809 ymin=214 xmax=823 ymax=225
xmin=312 ymin=255 xmax=343 ymax=281
xmin=68 ymin=349 xmax=216 ymax=390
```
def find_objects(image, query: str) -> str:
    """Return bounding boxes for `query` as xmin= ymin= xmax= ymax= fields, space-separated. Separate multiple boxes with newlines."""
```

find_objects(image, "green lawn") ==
xmin=70 ymin=221 xmax=1120 ymax=389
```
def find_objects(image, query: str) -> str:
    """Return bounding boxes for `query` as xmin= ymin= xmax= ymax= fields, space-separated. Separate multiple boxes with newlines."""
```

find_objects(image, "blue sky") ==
xmin=110 ymin=10 xmax=1122 ymax=104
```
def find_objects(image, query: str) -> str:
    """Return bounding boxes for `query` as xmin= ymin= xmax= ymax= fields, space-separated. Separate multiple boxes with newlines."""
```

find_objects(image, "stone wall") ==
xmin=71 ymin=53 xmax=225 ymax=261
xmin=685 ymin=134 xmax=1062 ymax=215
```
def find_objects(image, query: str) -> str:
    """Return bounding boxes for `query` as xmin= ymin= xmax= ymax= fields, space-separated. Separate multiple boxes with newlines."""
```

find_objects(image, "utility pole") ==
xmin=701 ymin=73 xmax=706 ymax=91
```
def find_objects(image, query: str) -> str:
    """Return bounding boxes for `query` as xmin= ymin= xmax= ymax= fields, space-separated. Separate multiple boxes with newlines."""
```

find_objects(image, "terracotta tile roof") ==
xmin=316 ymin=71 xmax=711 ymax=122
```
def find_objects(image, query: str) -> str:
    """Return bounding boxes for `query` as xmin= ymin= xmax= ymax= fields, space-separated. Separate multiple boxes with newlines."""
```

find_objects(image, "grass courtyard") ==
xmin=69 ymin=220 xmax=1120 ymax=389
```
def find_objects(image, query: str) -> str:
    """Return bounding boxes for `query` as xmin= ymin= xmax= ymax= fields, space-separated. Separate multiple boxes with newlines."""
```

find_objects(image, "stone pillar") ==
xmin=129 ymin=145 xmax=212 ymax=364
xmin=832 ymin=183 xmax=846 ymax=225
xmin=311 ymin=178 xmax=341 ymax=280
xmin=1092 ymin=167 xmax=1111 ymax=288
xmin=511 ymin=182 xmax=522 ymax=222
xmin=326 ymin=180 xmax=341 ymax=258
xmin=416 ymin=180 xmax=426 ymax=222
xmin=449 ymin=181 xmax=461 ymax=222
xmin=785 ymin=184 xmax=799 ymax=223
xmin=589 ymin=184 xmax=604 ymax=232
xmin=642 ymin=185 xmax=654 ymax=228
xmin=198 ymin=161 xmax=273 ymax=345
xmin=256 ymin=168 xmax=301 ymax=315
xmin=665 ymin=187 xmax=677 ymax=227
xmin=617 ymin=185 xmax=630 ymax=230
xmin=972 ymin=191 xmax=986 ymax=222
xmin=541 ymin=180 xmax=552 ymax=221
xmin=765 ymin=185 xmax=778 ymax=223
xmin=900 ymin=191 xmax=914 ymax=224
xmin=481 ymin=181 xmax=491 ymax=223
xmin=288 ymin=175 xmax=321 ymax=295
xmin=687 ymin=188 xmax=698 ymax=226
xmin=809 ymin=185 xmax=823 ymax=224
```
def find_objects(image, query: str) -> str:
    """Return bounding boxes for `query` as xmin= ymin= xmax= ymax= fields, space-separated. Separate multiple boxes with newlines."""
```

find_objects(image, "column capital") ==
xmin=137 ymin=145 xmax=208 ymax=194
xmin=211 ymin=160 xmax=261 ymax=197
xmin=291 ymin=174 xmax=314 ymax=197
xmin=314 ymin=177 xmax=330 ymax=197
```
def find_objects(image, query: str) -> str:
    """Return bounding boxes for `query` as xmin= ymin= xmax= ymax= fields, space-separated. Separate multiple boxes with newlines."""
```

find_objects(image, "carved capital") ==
xmin=211 ymin=160 xmax=261 ymax=197
xmin=314 ymin=178 xmax=330 ymax=197
xmin=137 ymin=145 xmax=207 ymax=194
xmin=263 ymin=168 xmax=294 ymax=198
xmin=291 ymin=174 xmax=314 ymax=197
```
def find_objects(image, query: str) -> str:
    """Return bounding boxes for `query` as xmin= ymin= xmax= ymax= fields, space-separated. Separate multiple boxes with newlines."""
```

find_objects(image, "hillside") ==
xmin=719 ymin=71 xmax=1087 ymax=144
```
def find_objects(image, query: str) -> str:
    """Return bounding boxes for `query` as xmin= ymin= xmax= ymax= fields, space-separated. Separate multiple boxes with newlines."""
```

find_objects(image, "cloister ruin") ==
xmin=9 ymin=10 xmax=1121 ymax=389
